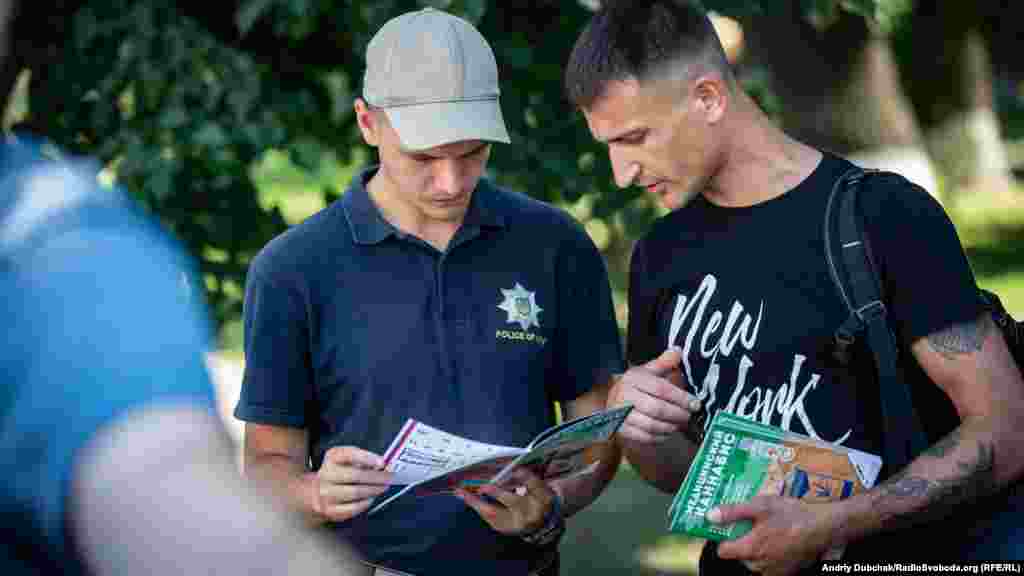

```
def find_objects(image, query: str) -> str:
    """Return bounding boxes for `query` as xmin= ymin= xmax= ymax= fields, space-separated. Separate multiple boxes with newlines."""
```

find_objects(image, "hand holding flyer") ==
xmin=667 ymin=410 xmax=882 ymax=554
xmin=368 ymin=405 xmax=633 ymax=514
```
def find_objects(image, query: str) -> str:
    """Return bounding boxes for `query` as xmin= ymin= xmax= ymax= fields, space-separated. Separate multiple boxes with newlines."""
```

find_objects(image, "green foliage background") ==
xmin=8 ymin=0 xmax=1023 ymax=348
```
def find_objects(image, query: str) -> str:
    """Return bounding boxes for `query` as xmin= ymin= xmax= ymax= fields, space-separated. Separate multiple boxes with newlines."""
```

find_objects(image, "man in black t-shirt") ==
xmin=564 ymin=0 xmax=1024 ymax=572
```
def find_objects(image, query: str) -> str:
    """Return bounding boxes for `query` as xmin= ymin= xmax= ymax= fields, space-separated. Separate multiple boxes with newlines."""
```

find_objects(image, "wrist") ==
xmin=519 ymin=491 xmax=565 ymax=547
xmin=297 ymin=471 xmax=328 ymax=526
xmin=828 ymin=495 xmax=872 ymax=550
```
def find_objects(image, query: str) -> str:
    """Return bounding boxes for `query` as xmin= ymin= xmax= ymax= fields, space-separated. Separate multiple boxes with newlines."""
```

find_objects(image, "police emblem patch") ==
xmin=498 ymin=283 xmax=542 ymax=331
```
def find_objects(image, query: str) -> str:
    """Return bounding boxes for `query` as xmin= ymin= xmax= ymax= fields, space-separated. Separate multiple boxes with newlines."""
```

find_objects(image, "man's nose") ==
xmin=433 ymin=159 xmax=462 ymax=195
xmin=609 ymin=146 xmax=639 ymax=189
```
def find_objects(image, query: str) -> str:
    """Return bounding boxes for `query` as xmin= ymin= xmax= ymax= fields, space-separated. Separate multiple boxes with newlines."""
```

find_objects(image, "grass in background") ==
xmin=949 ymin=189 xmax=1024 ymax=317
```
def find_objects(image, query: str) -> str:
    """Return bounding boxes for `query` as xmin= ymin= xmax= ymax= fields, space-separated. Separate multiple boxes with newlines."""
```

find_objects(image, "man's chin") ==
xmin=425 ymin=205 xmax=469 ymax=223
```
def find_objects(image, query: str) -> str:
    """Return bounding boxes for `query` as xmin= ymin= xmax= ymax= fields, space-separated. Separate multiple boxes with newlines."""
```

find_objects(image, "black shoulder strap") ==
xmin=824 ymin=166 xmax=929 ymax=477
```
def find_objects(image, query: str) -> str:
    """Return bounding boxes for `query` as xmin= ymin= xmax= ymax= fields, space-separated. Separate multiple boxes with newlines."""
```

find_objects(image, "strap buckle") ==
xmin=855 ymin=300 xmax=886 ymax=323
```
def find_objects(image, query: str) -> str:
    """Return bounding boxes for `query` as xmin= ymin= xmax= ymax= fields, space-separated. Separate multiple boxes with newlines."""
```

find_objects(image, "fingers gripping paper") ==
xmin=368 ymin=405 xmax=633 ymax=514
xmin=668 ymin=411 xmax=882 ymax=543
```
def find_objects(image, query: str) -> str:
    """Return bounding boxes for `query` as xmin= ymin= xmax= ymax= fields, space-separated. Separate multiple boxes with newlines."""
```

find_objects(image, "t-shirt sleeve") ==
xmin=861 ymin=175 xmax=985 ymax=343
xmin=626 ymin=237 xmax=659 ymax=366
xmin=232 ymin=256 xmax=312 ymax=428
xmin=549 ymin=223 xmax=625 ymax=402
xmin=4 ymin=226 xmax=215 ymax=558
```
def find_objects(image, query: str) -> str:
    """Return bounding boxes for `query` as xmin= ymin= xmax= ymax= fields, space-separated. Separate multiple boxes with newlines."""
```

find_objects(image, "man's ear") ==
xmin=693 ymin=75 xmax=727 ymax=125
xmin=354 ymin=99 xmax=381 ymax=147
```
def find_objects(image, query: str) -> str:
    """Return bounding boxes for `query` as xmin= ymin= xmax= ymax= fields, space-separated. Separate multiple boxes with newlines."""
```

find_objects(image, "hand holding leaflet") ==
xmin=667 ymin=411 xmax=882 ymax=560
xmin=368 ymin=405 xmax=633 ymax=514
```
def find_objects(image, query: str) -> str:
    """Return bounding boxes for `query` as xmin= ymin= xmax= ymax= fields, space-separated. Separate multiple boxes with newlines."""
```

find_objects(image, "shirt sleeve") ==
xmin=549 ymin=222 xmax=625 ymax=403
xmin=3 ymin=225 xmax=215 ymax=558
xmin=626 ymin=236 xmax=660 ymax=366
xmin=861 ymin=174 xmax=985 ymax=343
xmin=232 ymin=255 xmax=313 ymax=428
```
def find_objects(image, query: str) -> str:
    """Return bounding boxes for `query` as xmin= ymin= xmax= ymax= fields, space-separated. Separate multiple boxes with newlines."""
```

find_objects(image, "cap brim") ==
xmin=384 ymin=98 xmax=511 ymax=151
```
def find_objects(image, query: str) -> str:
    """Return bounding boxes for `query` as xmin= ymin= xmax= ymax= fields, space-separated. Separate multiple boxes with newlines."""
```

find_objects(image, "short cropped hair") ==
xmin=565 ymin=0 xmax=733 ymax=108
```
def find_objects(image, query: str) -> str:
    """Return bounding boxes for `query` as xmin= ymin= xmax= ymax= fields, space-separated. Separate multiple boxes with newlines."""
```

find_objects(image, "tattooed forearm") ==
xmin=880 ymin=474 xmax=937 ymax=498
xmin=927 ymin=314 xmax=993 ymax=360
xmin=875 ymin=435 xmax=996 ymax=532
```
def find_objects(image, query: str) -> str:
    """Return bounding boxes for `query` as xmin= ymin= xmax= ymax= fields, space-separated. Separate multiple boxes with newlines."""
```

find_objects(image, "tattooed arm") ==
xmin=710 ymin=312 xmax=1024 ymax=576
xmin=833 ymin=311 xmax=1024 ymax=544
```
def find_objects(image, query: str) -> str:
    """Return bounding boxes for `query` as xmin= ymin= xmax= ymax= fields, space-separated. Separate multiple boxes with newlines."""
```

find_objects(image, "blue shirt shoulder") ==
xmin=1 ymin=138 xmax=216 ymax=574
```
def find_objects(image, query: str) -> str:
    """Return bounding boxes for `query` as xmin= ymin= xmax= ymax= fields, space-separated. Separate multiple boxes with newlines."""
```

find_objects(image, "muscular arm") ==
xmin=833 ymin=312 xmax=1024 ymax=545
xmin=243 ymin=423 xmax=325 ymax=526
xmin=548 ymin=379 xmax=623 ymax=517
xmin=243 ymin=423 xmax=392 ymax=525
xmin=74 ymin=406 xmax=361 ymax=576
xmin=617 ymin=428 xmax=700 ymax=494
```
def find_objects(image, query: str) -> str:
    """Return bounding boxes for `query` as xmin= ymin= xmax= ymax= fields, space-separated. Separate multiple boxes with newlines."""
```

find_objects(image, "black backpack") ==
xmin=824 ymin=167 xmax=1023 ymax=555
xmin=824 ymin=166 xmax=1023 ymax=470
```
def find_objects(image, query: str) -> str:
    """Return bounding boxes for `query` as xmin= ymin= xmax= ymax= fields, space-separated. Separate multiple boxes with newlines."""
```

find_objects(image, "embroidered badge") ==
xmin=497 ymin=283 xmax=543 ymax=331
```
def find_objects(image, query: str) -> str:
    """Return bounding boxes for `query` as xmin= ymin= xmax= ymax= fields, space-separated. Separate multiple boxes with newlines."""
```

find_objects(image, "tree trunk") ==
xmin=739 ymin=7 xmax=938 ymax=194
xmin=900 ymin=3 xmax=1014 ymax=200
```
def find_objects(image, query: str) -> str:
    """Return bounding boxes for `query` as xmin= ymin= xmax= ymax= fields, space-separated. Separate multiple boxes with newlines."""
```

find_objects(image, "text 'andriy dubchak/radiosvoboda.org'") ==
xmin=821 ymin=562 xmax=1022 ymax=574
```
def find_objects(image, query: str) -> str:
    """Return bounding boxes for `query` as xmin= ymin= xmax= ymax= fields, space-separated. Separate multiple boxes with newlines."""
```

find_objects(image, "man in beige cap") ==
xmin=235 ymin=8 xmax=625 ymax=576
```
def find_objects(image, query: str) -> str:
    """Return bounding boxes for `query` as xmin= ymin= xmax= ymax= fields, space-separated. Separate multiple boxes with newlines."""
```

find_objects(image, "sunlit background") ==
xmin=5 ymin=1 xmax=1022 ymax=573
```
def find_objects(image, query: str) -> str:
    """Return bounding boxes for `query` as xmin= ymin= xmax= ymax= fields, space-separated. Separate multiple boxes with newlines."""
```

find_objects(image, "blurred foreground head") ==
xmin=0 ymin=61 xmax=361 ymax=576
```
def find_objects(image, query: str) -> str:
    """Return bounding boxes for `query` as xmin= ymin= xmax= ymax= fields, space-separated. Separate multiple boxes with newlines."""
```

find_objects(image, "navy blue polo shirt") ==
xmin=235 ymin=166 xmax=624 ymax=575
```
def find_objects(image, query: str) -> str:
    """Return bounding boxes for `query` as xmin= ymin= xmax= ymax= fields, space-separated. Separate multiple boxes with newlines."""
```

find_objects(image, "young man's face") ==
xmin=582 ymin=74 xmax=721 ymax=211
xmin=357 ymin=103 xmax=490 ymax=225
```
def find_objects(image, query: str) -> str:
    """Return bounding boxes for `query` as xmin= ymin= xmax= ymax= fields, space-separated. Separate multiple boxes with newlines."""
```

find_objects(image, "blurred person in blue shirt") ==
xmin=0 ymin=2 xmax=361 ymax=573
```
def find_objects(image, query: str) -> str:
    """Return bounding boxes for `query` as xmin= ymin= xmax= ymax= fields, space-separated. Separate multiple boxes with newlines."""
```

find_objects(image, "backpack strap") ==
xmin=823 ymin=166 xmax=929 ymax=476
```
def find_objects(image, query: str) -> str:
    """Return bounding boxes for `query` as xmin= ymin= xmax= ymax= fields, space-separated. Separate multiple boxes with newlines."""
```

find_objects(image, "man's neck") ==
xmin=704 ymin=94 xmax=823 ymax=208
xmin=366 ymin=171 xmax=462 ymax=252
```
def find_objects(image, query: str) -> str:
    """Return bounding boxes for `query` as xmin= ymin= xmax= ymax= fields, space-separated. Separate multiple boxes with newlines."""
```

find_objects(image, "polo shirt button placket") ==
xmin=434 ymin=253 xmax=459 ymax=408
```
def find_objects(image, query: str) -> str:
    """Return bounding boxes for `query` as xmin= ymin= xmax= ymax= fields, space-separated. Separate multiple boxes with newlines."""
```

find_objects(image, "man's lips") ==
xmin=432 ymin=195 xmax=468 ymax=206
xmin=643 ymin=181 xmax=665 ymax=193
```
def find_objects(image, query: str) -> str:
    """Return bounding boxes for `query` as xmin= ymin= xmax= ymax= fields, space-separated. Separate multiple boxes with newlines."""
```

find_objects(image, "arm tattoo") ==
xmin=926 ymin=314 xmax=992 ymax=360
xmin=875 ymin=428 xmax=997 ymax=532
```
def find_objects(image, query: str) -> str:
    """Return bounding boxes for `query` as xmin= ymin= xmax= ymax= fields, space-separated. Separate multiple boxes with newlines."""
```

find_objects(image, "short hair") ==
xmin=565 ymin=0 xmax=733 ymax=108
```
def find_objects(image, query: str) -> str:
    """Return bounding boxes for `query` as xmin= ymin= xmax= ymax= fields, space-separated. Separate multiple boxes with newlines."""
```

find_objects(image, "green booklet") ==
xmin=667 ymin=411 xmax=883 ymax=542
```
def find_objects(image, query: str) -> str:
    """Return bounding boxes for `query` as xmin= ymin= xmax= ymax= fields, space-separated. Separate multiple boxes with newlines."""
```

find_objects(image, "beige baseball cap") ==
xmin=362 ymin=8 xmax=511 ymax=151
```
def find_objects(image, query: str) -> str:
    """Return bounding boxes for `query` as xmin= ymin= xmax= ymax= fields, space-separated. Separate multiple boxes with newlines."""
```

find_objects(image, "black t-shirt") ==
xmin=627 ymin=152 xmax=988 ymax=563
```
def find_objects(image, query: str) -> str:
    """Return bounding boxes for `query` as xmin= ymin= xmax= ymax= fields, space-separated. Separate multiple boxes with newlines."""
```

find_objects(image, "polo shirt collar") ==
xmin=341 ymin=166 xmax=505 ymax=246
xmin=341 ymin=166 xmax=395 ymax=245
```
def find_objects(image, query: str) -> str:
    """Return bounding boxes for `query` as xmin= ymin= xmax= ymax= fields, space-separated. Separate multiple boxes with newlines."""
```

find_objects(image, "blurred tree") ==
xmin=1 ymin=0 xmax=651 ymax=340
xmin=707 ymin=0 xmax=1021 ymax=199
xmin=705 ymin=1 xmax=938 ymax=193
xmin=893 ymin=2 xmax=1021 ymax=197
xmin=1 ymin=0 xmax=1018 ymax=341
